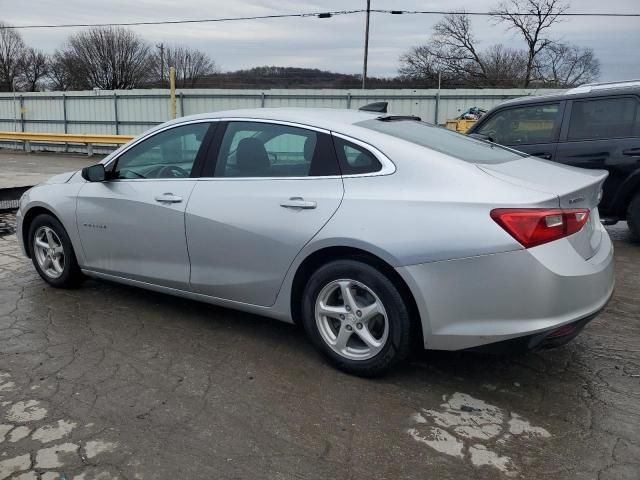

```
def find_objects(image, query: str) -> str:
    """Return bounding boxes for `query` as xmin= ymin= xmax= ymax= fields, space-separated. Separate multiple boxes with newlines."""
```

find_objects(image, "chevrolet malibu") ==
xmin=16 ymin=107 xmax=615 ymax=376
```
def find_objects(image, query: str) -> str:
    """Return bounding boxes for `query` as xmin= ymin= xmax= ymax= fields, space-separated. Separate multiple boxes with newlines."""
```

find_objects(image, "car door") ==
xmin=75 ymin=121 xmax=215 ymax=289
xmin=474 ymin=101 xmax=564 ymax=160
xmin=186 ymin=120 xmax=344 ymax=306
xmin=555 ymin=95 xmax=640 ymax=215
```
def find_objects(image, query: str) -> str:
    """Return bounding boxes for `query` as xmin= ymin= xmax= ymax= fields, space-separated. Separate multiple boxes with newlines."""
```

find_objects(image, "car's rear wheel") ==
xmin=301 ymin=259 xmax=412 ymax=376
xmin=628 ymin=192 xmax=640 ymax=241
xmin=28 ymin=214 xmax=83 ymax=288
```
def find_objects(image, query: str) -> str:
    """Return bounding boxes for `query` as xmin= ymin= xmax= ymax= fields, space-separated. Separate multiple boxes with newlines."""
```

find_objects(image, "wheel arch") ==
xmin=21 ymin=206 xmax=62 ymax=258
xmin=610 ymin=170 xmax=640 ymax=219
xmin=289 ymin=245 xmax=423 ymax=345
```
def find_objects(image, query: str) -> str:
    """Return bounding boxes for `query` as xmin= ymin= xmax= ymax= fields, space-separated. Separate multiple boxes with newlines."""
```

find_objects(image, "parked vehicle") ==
xmin=468 ymin=80 xmax=640 ymax=238
xmin=16 ymin=107 xmax=614 ymax=376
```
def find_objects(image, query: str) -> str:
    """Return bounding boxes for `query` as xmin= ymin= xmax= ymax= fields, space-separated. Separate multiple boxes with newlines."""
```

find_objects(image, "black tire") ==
xmin=628 ymin=192 xmax=640 ymax=242
xmin=301 ymin=259 xmax=413 ymax=377
xmin=28 ymin=213 xmax=84 ymax=288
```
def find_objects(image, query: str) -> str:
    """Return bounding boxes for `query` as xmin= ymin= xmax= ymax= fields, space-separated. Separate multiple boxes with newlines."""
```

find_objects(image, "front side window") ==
xmin=114 ymin=123 xmax=210 ymax=179
xmin=477 ymin=103 xmax=561 ymax=145
xmin=214 ymin=122 xmax=339 ymax=177
xmin=568 ymin=97 xmax=638 ymax=141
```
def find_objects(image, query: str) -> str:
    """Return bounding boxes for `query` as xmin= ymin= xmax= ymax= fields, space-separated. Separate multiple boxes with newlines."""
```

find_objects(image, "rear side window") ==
xmin=568 ymin=97 xmax=638 ymax=141
xmin=213 ymin=121 xmax=339 ymax=177
xmin=476 ymin=103 xmax=561 ymax=145
xmin=357 ymin=119 xmax=526 ymax=164
xmin=332 ymin=137 xmax=382 ymax=175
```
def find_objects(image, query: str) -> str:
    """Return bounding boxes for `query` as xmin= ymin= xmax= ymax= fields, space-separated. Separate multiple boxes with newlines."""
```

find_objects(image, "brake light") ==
xmin=491 ymin=208 xmax=590 ymax=248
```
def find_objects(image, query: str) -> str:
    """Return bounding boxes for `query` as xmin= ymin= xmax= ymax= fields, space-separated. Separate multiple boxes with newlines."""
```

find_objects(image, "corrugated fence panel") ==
xmin=0 ymin=97 xmax=19 ymax=129
xmin=0 ymin=88 xmax=565 ymax=154
xmin=117 ymin=90 xmax=168 ymax=125
xmin=66 ymin=94 xmax=116 ymax=134
xmin=181 ymin=90 xmax=263 ymax=115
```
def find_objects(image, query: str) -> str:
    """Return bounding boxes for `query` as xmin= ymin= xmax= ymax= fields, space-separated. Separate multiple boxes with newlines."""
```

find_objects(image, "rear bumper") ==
xmin=464 ymin=302 xmax=609 ymax=354
xmin=397 ymin=227 xmax=615 ymax=351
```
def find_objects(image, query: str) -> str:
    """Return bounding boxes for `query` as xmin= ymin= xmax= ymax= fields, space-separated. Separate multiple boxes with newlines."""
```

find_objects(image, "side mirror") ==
xmin=81 ymin=164 xmax=106 ymax=182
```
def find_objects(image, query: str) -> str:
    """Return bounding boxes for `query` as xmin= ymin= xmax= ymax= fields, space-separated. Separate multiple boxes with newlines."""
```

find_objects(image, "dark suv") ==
xmin=468 ymin=81 xmax=640 ymax=238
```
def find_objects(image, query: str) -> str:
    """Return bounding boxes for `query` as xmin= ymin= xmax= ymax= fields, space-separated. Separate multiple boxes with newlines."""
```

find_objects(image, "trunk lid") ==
xmin=478 ymin=157 xmax=608 ymax=260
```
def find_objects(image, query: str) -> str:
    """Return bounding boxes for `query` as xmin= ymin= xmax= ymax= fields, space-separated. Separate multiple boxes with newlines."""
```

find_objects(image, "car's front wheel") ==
xmin=301 ymin=259 xmax=413 ymax=376
xmin=28 ymin=213 xmax=83 ymax=288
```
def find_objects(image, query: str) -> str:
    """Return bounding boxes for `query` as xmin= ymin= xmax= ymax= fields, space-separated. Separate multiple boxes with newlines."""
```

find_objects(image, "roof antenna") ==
xmin=359 ymin=102 xmax=388 ymax=113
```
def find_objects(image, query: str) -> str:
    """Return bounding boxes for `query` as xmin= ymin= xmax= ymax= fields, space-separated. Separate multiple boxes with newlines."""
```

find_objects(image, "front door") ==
xmin=186 ymin=120 xmax=344 ymax=306
xmin=76 ymin=121 xmax=213 ymax=289
xmin=474 ymin=101 xmax=564 ymax=160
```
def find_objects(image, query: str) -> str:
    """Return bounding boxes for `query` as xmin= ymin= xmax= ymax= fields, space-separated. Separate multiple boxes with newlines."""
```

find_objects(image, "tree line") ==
xmin=0 ymin=24 xmax=218 ymax=92
xmin=398 ymin=0 xmax=600 ymax=88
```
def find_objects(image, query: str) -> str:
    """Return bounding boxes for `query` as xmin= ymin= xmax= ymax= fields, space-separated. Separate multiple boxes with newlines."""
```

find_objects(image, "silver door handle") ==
xmin=280 ymin=197 xmax=317 ymax=209
xmin=155 ymin=193 xmax=183 ymax=203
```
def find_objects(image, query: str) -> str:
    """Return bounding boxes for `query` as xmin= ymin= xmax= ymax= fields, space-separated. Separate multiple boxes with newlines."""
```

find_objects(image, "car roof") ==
xmin=165 ymin=107 xmax=382 ymax=132
xmin=497 ymin=82 xmax=640 ymax=108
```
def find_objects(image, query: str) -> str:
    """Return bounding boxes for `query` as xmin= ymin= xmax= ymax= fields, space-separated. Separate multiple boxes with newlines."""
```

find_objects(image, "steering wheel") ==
xmin=158 ymin=165 xmax=189 ymax=178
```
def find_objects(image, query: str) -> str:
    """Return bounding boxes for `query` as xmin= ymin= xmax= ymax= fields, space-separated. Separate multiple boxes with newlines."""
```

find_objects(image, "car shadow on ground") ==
xmin=89 ymin=273 xmax=582 ymax=390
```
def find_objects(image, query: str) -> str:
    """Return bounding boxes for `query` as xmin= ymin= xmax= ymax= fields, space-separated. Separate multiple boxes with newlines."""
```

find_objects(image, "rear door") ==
xmin=185 ymin=120 xmax=344 ymax=306
xmin=474 ymin=101 xmax=564 ymax=160
xmin=554 ymin=95 xmax=640 ymax=215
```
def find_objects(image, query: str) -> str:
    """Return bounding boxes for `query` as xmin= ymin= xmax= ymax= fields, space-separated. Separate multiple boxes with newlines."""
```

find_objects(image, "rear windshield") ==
xmin=356 ymin=119 xmax=526 ymax=164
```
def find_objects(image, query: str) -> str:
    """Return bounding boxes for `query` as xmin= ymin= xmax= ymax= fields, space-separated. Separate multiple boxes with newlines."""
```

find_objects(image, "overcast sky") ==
xmin=3 ymin=0 xmax=639 ymax=81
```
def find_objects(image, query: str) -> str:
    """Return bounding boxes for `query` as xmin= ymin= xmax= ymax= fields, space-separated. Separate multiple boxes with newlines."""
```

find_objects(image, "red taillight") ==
xmin=490 ymin=208 xmax=590 ymax=248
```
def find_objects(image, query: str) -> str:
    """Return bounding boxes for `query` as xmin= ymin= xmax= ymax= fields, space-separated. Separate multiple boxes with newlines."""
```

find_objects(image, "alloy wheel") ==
xmin=33 ymin=226 xmax=65 ymax=279
xmin=315 ymin=279 xmax=389 ymax=361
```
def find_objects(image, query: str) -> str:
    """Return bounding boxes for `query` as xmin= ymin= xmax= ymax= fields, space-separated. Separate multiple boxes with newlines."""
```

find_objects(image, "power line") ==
xmin=0 ymin=11 xmax=359 ymax=29
xmin=1 ymin=9 xmax=639 ymax=30
xmin=390 ymin=9 xmax=640 ymax=17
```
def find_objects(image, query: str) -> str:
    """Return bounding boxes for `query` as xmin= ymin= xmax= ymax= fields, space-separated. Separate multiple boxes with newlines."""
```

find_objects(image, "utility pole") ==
xmin=362 ymin=0 xmax=371 ymax=89
xmin=157 ymin=43 xmax=165 ymax=86
xmin=169 ymin=66 xmax=176 ymax=119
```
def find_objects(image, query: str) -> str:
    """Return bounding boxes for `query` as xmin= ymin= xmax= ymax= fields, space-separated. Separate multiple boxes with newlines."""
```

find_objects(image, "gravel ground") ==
xmin=0 ymin=216 xmax=638 ymax=480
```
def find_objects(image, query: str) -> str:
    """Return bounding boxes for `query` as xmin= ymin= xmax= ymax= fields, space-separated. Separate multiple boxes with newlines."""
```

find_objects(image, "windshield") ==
xmin=356 ymin=119 xmax=527 ymax=164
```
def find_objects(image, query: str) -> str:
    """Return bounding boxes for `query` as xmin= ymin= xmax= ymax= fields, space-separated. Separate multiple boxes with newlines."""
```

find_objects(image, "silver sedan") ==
xmin=16 ymin=107 xmax=615 ymax=376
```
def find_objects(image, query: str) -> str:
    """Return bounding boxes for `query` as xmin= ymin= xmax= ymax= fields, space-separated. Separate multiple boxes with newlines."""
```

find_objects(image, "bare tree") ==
xmin=152 ymin=45 xmax=218 ymax=88
xmin=398 ymin=12 xmax=528 ymax=87
xmin=47 ymin=50 xmax=91 ymax=91
xmin=399 ymin=3 xmax=598 ymax=88
xmin=430 ymin=13 xmax=487 ymax=83
xmin=398 ymin=46 xmax=440 ymax=84
xmin=0 ymin=23 xmax=26 ymax=92
xmin=60 ymin=27 xmax=153 ymax=90
xmin=18 ymin=48 xmax=49 ymax=91
xmin=480 ymin=45 xmax=528 ymax=87
xmin=535 ymin=43 xmax=600 ymax=87
xmin=490 ymin=0 xmax=568 ymax=86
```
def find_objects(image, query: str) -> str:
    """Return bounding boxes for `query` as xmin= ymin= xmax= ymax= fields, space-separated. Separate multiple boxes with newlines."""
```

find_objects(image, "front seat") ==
xmin=236 ymin=138 xmax=271 ymax=176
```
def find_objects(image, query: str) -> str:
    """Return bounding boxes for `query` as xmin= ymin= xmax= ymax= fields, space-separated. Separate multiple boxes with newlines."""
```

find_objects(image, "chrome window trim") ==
xmin=102 ymin=178 xmax=198 ymax=184
xmin=103 ymin=116 xmax=396 ymax=182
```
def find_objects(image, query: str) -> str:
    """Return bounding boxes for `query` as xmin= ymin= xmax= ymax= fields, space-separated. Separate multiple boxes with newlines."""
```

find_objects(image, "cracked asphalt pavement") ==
xmin=0 ymin=213 xmax=638 ymax=480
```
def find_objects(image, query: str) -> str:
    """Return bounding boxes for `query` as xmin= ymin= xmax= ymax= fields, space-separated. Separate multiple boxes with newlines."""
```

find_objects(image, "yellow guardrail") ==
xmin=0 ymin=131 xmax=135 ymax=156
